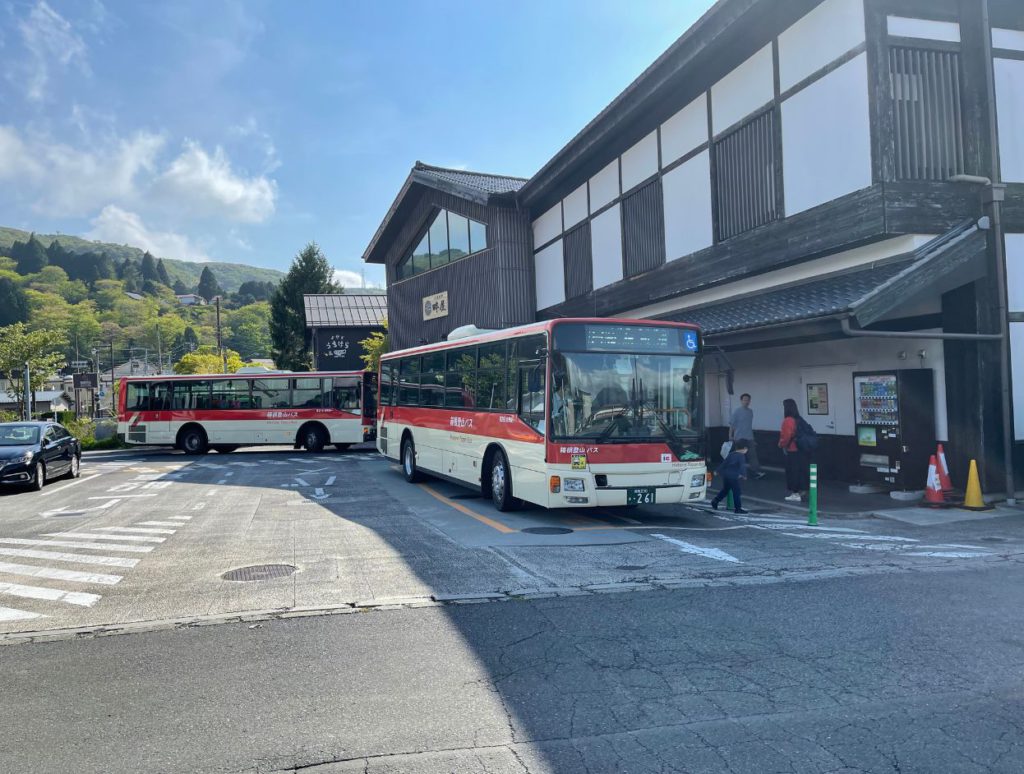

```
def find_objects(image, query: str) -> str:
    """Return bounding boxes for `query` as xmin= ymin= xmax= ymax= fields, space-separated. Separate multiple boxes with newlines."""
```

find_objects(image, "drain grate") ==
xmin=221 ymin=564 xmax=297 ymax=582
xmin=522 ymin=527 xmax=573 ymax=535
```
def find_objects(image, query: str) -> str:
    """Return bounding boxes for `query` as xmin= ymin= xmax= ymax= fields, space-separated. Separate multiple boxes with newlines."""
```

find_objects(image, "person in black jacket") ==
xmin=711 ymin=439 xmax=749 ymax=514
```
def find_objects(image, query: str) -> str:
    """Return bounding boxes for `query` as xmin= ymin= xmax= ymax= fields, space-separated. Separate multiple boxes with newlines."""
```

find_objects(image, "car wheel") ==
xmin=30 ymin=461 xmax=45 ymax=491
xmin=67 ymin=454 xmax=81 ymax=479
xmin=180 ymin=428 xmax=208 ymax=455
xmin=490 ymin=449 xmax=519 ymax=511
xmin=302 ymin=426 xmax=326 ymax=453
xmin=334 ymin=443 xmax=351 ymax=452
xmin=401 ymin=437 xmax=422 ymax=483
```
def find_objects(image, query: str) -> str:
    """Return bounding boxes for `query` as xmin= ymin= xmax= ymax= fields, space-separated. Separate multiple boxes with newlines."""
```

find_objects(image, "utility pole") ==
xmin=109 ymin=341 xmax=115 ymax=417
xmin=216 ymin=296 xmax=226 ymax=373
xmin=156 ymin=324 xmax=162 ymax=375
xmin=22 ymin=362 xmax=31 ymax=421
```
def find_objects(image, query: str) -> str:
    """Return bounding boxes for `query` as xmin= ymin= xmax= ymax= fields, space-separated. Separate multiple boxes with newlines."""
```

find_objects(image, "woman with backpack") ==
xmin=778 ymin=398 xmax=811 ymax=502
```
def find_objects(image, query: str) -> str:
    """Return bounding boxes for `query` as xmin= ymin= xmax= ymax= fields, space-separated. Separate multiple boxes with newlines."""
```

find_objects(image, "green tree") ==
xmin=172 ymin=279 xmax=190 ymax=295
xmin=0 ymin=323 xmax=67 ymax=407
xmin=156 ymin=258 xmax=172 ymax=286
xmin=226 ymin=302 xmax=272 ymax=360
xmin=197 ymin=266 xmax=224 ymax=302
xmin=271 ymin=242 xmax=336 ymax=370
xmin=173 ymin=345 xmax=243 ymax=374
xmin=0 ymin=277 xmax=29 ymax=326
xmin=141 ymin=252 xmax=160 ymax=283
xmin=14 ymin=235 xmax=49 ymax=274
xmin=358 ymin=317 xmax=389 ymax=372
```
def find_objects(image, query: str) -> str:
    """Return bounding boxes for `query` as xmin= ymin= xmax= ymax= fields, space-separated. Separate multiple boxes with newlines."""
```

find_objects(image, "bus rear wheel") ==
xmin=211 ymin=445 xmax=238 ymax=454
xmin=179 ymin=427 xmax=208 ymax=455
xmin=490 ymin=449 xmax=520 ymax=512
xmin=301 ymin=425 xmax=327 ymax=453
xmin=401 ymin=437 xmax=422 ymax=483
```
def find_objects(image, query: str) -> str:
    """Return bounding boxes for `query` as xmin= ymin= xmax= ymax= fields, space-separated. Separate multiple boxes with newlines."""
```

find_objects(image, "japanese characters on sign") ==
xmin=422 ymin=291 xmax=449 ymax=321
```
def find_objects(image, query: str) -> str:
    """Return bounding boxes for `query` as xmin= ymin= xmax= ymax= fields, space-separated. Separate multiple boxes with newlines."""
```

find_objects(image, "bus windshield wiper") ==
xmin=594 ymin=408 xmax=630 ymax=443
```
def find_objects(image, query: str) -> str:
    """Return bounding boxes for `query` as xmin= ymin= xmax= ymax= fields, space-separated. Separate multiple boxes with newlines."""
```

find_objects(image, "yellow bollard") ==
xmin=961 ymin=459 xmax=992 ymax=511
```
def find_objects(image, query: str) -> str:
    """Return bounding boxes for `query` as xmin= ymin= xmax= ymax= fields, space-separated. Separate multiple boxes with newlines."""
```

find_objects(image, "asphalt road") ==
xmin=2 ymin=563 xmax=1022 ymax=773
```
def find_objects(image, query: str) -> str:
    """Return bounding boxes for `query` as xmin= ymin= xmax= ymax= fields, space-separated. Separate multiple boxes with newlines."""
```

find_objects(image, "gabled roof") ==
xmin=304 ymin=293 xmax=388 ymax=328
xmin=363 ymin=162 xmax=527 ymax=265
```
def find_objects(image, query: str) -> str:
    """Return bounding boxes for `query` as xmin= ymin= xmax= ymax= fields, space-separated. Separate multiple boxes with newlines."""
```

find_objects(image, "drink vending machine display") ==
xmin=853 ymin=369 xmax=935 ymax=489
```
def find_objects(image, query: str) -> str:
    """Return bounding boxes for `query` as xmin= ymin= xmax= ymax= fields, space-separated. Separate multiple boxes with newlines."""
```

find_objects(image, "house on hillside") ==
xmin=175 ymin=294 xmax=206 ymax=306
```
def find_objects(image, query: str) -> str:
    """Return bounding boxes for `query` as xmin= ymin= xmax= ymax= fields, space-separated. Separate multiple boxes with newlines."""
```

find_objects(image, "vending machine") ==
xmin=853 ymin=369 xmax=935 ymax=489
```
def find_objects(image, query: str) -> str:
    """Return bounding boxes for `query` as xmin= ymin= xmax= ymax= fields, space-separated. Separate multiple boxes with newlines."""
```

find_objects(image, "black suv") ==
xmin=0 ymin=421 xmax=82 ymax=491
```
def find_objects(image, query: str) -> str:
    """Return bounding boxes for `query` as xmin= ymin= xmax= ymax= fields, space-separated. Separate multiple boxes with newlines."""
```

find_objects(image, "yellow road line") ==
xmin=420 ymin=484 xmax=517 ymax=534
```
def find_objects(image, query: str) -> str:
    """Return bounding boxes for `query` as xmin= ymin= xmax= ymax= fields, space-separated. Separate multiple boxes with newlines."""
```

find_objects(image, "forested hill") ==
xmin=0 ymin=226 xmax=282 ymax=293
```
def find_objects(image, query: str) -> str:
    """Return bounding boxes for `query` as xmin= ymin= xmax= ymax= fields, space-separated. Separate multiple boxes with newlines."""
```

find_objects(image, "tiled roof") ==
xmin=412 ymin=162 xmax=527 ymax=196
xmin=304 ymin=293 xmax=388 ymax=328
xmin=669 ymin=261 xmax=914 ymax=335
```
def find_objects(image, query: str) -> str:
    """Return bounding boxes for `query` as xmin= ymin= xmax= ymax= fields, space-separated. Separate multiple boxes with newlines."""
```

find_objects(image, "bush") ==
xmin=61 ymin=416 xmax=127 ymax=451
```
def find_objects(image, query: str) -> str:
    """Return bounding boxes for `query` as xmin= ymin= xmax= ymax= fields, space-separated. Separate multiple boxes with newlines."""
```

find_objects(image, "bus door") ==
xmin=362 ymin=371 xmax=378 ymax=425
xmin=147 ymin=382 xmax=173 ymax=440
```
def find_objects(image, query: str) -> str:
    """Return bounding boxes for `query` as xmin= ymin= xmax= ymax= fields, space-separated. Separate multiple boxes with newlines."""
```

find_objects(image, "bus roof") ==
xmin=380 ymin=317 xmax=700 ymax=361
xmin=119 ymin=370 xmax=367 ymax=382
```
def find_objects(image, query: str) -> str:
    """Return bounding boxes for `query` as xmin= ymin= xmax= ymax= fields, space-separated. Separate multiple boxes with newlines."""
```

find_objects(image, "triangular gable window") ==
xmin=396 ymin=209 xmax=488 ymax=280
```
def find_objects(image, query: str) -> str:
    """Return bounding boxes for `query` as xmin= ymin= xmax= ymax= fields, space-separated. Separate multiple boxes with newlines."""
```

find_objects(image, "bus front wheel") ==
xmin=401 ymin=437 xmax=422 ymax=483
xmin=179 ymin=427 xmax=208 ymax=455
xmin=490 ymin=450 xmax=520 ymax=512
xmin=301 ymin=425 xmax=327 ymax=453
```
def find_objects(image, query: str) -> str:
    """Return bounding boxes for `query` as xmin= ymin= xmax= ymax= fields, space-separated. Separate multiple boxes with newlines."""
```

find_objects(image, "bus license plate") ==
xmin=627 ymin=487 xmax=655 ymax=505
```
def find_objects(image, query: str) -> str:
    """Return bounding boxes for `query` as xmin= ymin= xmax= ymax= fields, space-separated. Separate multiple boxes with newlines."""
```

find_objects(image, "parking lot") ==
xmin=1 ymin=445 xmax=1022 ymax=640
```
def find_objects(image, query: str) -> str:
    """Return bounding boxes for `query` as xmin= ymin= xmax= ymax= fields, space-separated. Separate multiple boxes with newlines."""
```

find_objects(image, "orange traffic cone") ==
xmin=936 ymin=443 xmax=954 ymax=492
xmin=924 ymin=454 xmax=947 ymax=507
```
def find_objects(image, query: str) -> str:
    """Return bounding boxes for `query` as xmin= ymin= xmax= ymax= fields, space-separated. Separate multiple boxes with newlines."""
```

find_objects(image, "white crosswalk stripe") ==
xmin=0 ymin=561 xmax=121 ymax=585
xmin=0 ymin=547 xmax=138 ymax=568
xmin=96 ymin=527 xmax=176 ymax=535
xmin=0 ymin=606 xmax=42 ymax=622
xmin=43 ymin=532 xmax=165 ymax=543
xmin=0 ymin=581 xmax=101 ymax=607
xmin=0 ymin=537 xmax=153 ymax=553
xmin=139 ymin=521 xmax=186 ymax=526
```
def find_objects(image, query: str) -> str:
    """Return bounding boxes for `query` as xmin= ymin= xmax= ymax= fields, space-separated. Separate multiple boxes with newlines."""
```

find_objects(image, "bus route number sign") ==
xmin=571 ymin=454 xmax=587 ymax=470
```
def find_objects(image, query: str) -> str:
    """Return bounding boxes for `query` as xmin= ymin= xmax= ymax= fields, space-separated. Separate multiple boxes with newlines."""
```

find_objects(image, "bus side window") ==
xmin=150 ymin=382 xmax=172 ymax=411
xmin=399 ymin=357 xmax=421 ymax=406
xmin=380 ymin=362 xmax=395 ymax=406
xmin=446 ymin=348 xmax=476 ymax=409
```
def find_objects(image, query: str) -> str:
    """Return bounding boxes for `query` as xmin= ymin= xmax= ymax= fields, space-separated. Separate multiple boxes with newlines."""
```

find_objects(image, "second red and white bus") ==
xmin=117 ymin=370 xmax=377 ymax=453
xmin=378 ymin=318 xmax=706 ymax=510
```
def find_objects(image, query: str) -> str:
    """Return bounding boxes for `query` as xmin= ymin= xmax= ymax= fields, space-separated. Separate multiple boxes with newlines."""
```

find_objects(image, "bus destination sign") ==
xmin=583 ymin=324 xmax=699 ymax=354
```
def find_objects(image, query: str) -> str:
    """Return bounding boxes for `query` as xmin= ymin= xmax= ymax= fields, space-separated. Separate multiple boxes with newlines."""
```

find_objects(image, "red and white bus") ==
xmin=117 ymin=370 xmax=377 ymax=454
xmin=378 ymin=318 xmax=706 ymax=510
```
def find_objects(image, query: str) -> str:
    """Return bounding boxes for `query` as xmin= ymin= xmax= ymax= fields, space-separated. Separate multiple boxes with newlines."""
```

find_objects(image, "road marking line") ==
xmin=224 ymin=471 xmax=234 ymax=477
xmin=87 ymin=494 xmax=156 ymax=499
xmin=651 ymin=533 xmax=741 ymax=563
xmin=191 ymin=503 xmax=206 ymax=511
xmin=783 ymin=532 xmax=918 ymax=543
xmin=0 ymin=561 xmax=121 ymax=585
xmin=96 ymin=527 xmax=176 ymax=535
xmin=0 ymin=547 xmax=138 ymax=567
xmin=907 ymin=550 xmax=992 ymax=558
xmin=107 ymin=483 xmax=140 ymax=493
xmin=37 ymin=474 xmax=101 ymax=497
xmin=0 ymin=581 xmax=101 ymax=607
xmin=420 ymin=484 xmax=516 ymax=534
xmin=0 ymin=606 xmax=42 ymax=622
xmin=206 ymin=489 xmax=218 ymax=497
xmin=0 ymin=538 xmax=152 ymax=553
xmin=43 ymin=532 xmax=165 ymax=544
xmin=139 ymin=521 xmax=186 ymax=526
xmin=217 ymin=479 xmax=228 ymax=485
xmin=40 ymin=499 xmax=122 ymax=517
xmin=141 ymin=481 xmax=173 ymax=489
xmin=325 ymin=476 xmax=336 ymax=486
xmin=294 ymin=478 xmax=310 ymax=487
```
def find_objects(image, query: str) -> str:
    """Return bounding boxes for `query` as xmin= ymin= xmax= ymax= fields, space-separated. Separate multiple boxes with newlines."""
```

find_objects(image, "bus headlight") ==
xmin=690 ymin=474 xmax=706 ymax=487
xmin=563 ymin=478 xmax=585 ymax=492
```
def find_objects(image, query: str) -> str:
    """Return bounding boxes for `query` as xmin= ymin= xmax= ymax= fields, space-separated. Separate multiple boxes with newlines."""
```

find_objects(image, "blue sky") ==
xmin=0 ymin=0 xmax=712 ymax=286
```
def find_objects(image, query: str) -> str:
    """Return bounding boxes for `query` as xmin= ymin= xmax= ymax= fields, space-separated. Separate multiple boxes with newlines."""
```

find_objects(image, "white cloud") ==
xmin=17 ymin=1 xmax=90 ymax=102
xmin=87 ymin=206 xmax=210 ymax=262
xmin=229 ymin=117 xmax=281 ymax=173
xmin=0 ymin=124 xmax=164 ymax=216
xmin=154 ymin=140 xmax=277 ymax=223
xmin=333 ymin=269 xmax=383 ymax=289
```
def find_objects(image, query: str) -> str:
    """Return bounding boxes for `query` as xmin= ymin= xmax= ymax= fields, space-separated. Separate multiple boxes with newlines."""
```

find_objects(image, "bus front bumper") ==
xmin=544 ymin=468 xmax=708 ymax=508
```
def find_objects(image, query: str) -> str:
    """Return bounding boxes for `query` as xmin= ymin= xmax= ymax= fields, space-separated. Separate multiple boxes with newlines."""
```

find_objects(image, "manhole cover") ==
xmin=522 ymin=527 xmax=573 ymax=535
xmin=221 ymin=564 xmax=297 ymax=582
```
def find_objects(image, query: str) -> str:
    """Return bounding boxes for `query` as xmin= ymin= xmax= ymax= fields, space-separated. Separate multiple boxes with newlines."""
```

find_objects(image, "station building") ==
xmin=362 ymin=0 xmax=1024 ymax=491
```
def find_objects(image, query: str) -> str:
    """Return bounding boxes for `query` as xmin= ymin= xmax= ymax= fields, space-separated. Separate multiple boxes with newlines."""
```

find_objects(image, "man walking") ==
xmin=729 ymin=393 xmax=764 ymax=479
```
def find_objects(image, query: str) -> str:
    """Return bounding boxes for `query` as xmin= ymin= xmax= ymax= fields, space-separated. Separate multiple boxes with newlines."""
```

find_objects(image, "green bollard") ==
xmin=808 ymin=463 xmax=818 ymax=526
xmin=727 ymin=490 xmax=734 ymax=510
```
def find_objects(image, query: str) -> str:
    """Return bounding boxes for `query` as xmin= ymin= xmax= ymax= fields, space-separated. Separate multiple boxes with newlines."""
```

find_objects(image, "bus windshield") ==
xmin=550 ymin=350 xmax=701 ymax=452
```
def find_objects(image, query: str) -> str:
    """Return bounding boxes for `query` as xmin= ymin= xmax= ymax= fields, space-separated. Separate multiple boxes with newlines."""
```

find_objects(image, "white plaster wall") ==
xmin=562 ymin=183 xmax=588 ymax=229
xmin=534 ymin=240 xmax=564 ymax=310
xmin=532 ymin=204 xmax=562 ymax=250
xmin=993 ymin=28 xmax=1024 ymax=52
xmin=620 ymin=130 xmax=659 ymax=192
xmin=662 ymin=149 xmax=713 ymax=261
xmin=589 ymin=159 xmax=620 ymax=213
xmin=782 ymin=53 xmax=872 ymax=216
xmin=711 ymin=44 xmax=774 ymax=135
xmin=1005 ymin=234 xmax=1024 ymax=313
xmin=590 ymin=204 xmax=623 ymax=289
xmin=1012 ymin=322 xmax=1024 ymax=440
xmin=660 ymin=93 xmax=707 ymax=167
xmin=707 ymin=336 xmax=948 ymax=440
xmin=778 ymin=0 xmax=865 ymax=92
xmin=886 ymin=16 xmax=960 ymax=42
xmin=995 ymin=57 xmax=1024 ymax=183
